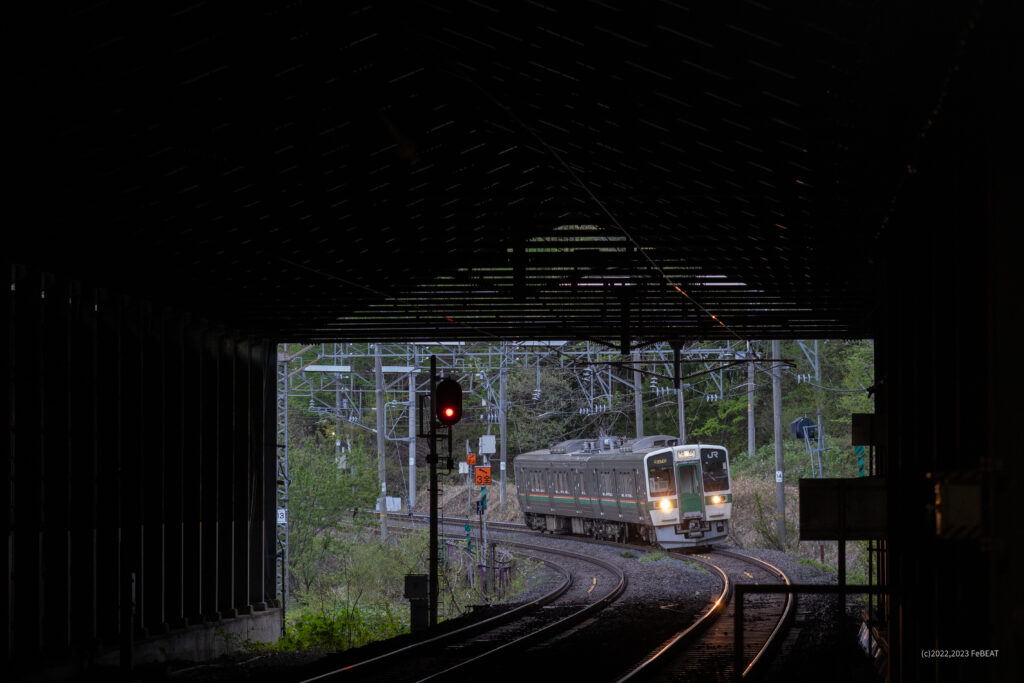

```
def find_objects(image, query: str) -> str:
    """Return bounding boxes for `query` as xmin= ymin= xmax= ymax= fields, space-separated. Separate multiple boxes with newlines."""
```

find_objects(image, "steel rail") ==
xmin=715 ymin=549 xmax=795 ymax=678
xmin=415 ymin=542 xmax=628 ymax=682
xmin=614 ymin=548 xmax=792 ymax=681
xmin=298 ymin=547 xmax=571 ymax=682
xmin=614 ymin=556 xmax=731 ymax=682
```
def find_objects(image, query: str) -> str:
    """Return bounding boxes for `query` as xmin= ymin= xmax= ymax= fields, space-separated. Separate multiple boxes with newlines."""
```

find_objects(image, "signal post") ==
xmin=423 ymin=356 xmax=462 ymax=627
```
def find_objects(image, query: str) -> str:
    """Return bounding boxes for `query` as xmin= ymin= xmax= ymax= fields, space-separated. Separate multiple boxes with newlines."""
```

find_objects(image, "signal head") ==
xmin=435 ymin=378 xmax=463 ymax=426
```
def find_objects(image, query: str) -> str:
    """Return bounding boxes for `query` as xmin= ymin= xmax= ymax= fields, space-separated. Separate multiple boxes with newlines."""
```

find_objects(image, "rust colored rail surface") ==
xmin=617 ymin=549 xmax=793 ymax=681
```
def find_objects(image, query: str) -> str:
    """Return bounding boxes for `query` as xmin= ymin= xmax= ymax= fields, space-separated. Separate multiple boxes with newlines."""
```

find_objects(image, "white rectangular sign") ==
xmin=479 ymin=435 xmax=496 ymax=454
xmin=459 ymin=461 xmax=469 ymax=475
xmin=776 ymin=470 xmax=784 ymax=483
xmin=277 ymin=508 xmax=287 ymax=525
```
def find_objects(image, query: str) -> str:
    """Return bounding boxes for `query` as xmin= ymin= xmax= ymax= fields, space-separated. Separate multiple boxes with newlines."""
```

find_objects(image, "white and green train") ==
xmin=514 ymin=435 xmax=732 ymax=549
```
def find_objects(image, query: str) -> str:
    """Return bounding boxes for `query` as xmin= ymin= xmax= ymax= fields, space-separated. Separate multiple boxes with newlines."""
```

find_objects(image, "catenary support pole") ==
xmin=772 ymin=339 xmax=786 ymax=546
xmin=633 ymin=349 xmax=644 ymax=439
xmin=499 ymin=343 xmax=507 ymax=507
xmin=408 ymin=369 xmax=416 ymax=512
xmin=374 ymin=343 xmax=387 ymax=541
xmin=672 ymin=341 xmax=687 ymax=442
xmin=429 ymin=356 xmax=438 ymax=626
xmin=747 ymin=341 xmax=756 ymax=458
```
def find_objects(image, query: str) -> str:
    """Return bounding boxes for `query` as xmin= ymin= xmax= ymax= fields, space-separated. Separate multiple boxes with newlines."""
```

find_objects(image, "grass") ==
xmin=639 ymin=550 xmax=669 ymax=563
xmin=684 ymin=560 xmax=709 ymax=575
xmin=798 ymin=557 xmax=836 ymax=572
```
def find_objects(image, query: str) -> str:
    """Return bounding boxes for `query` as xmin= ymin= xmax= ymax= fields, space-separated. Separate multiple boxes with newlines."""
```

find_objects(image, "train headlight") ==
xmin=659 ymin=498 xmax=673 ymax=513
xmin=711 ymin=495 xmax=722 ymax=505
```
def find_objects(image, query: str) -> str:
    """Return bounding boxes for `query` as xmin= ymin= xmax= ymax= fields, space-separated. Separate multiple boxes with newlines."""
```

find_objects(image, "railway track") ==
xmin=617 ymin=549 xmax=793 ymax=681
xmin=299 ymin=541 xmax=625 ymax=682
xmin=380 ymin=513 xmax=794 ymax=681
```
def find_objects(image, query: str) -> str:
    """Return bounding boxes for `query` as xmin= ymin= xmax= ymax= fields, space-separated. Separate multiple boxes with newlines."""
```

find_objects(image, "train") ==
xmin=513 ymin=434 xmax=732 ymax=549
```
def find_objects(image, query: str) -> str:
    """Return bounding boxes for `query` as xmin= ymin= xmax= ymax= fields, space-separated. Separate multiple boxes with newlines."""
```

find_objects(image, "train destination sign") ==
xmin=475 ymin=466 xmax=492 ymax=485
xmin=649 ymin=454 xmax=671 ymax=467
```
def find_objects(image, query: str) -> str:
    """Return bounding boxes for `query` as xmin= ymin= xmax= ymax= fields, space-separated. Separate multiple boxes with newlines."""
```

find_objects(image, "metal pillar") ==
xmin=671 ymin=342 xmax=687 ymax=442
xmin=771 ymin=339 xmax=786 ymax=547
xmin=374 ymin=344 xmax=387 ymax=541
xmin=747 ymin=341 xmax=756 ymax=458
xmin=428 ymin=356 xmax=439 ymax=627
xmin=499 ymin=344 xmax=507 ymax=507
xmin=633 ymin=349 xmax=644 ymax=439
xmin=275 ymin=350 xmax=289 ymax=617
xmin=408 ymin=370 xmax=417 ymax=512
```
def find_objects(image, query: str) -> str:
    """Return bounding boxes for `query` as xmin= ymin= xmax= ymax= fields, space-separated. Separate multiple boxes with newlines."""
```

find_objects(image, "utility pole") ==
xmin=374 ymin=343 xmax=387 ymax=541
xmin=814 ymin=339 xmax=824 ymax=478
xmin=633 ymin=349 xmax=644 ymax=439
xmin=499 ymin=344 xmax=507 ymax=507
xmin=428 ymin=356 xmax=439 ymax=627
xmin=408 ymin=369 xmax=416 ymax=512
xmin=671 ymin=341 xmax=687 ymax=442
xmin=747 ymin=341 xmax=756 ymax=458
xmin=771 ymin=339 xmax=786 ymax=547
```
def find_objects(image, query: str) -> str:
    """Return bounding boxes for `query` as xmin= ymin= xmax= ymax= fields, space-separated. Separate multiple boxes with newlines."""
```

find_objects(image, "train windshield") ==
xmin=700 ymin=448 xmax=729 ymax=492
xmin=646 ymin=452 xmax=675 ymax=496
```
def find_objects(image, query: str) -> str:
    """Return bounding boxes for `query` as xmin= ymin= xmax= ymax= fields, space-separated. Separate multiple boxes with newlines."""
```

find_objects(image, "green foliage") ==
xmin=684 ymin=560 xmax=709 ymax=575
xmin=639 ymin=550 xmax=669 ymax=563
xmin=798 ymin=557 xmax=836 ymax=572
xmin=276 ymin=604 xmax=406 ymax=652
xmin=728 ymin=438 xmax=861 ymax=484
xmin=751 ymin=490 xmax=798 ymax=552
xmin=286 ymin=438 xmax=379 ymax=601
xmin=619 ymin=551 xmax=637 ymax=559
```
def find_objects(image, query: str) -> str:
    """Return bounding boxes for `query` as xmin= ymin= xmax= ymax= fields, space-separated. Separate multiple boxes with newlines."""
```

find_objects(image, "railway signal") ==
xmin=435 ymin=377 xmax=463 ymax=426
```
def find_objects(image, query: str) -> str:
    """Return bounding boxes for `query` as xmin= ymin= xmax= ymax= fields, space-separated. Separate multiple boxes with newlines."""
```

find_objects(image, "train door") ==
xmin=616 ymin=470 xmax=640 ymax=521
xmin=572 ymin=468 xmax=584 ymax=515
xmin=630 ymin=469 xmax=645 ymax=522
xmin=587 ymin=468 xmax=601 ymax=517
xmin=599 ymin=470 xmax=617 ymax=518
xmin=675 ymin=462 xmax=703 ymax=518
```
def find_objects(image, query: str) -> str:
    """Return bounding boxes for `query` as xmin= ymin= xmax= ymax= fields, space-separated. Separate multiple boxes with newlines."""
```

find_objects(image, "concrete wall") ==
xmin=95 ymin=608 xmax=283 ymax=667
xmin=4 ymin=267 xmax=280 ymax=679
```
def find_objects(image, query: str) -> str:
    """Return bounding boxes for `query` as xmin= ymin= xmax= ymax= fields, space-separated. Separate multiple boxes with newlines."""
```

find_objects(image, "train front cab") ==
xmin=644 ymin=445 xmax=732 ymax=548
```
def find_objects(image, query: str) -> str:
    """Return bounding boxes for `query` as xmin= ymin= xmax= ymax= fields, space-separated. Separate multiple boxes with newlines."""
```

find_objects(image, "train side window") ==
xmin=618 ymin=472 xmax=633 ymax=498
xmin=577 ymin=470 xmax=586 ymax=496
xmin=599 ymin=472 xmax=610 ymax=497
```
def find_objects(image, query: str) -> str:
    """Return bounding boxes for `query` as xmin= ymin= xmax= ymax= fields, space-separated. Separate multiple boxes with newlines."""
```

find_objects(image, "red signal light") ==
xmin=435 ymin=378 xmax=463 ymax=426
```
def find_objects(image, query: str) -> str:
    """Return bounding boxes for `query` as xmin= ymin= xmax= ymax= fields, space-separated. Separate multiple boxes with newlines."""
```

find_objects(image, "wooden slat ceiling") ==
xmin=12 ymin=1 xmax=975 ymax=345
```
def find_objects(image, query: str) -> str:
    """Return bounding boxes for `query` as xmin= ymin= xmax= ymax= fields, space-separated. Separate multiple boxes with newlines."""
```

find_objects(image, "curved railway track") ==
xmin=300 ymin=541 xmax=625 ymax=682
xmin=618 ymin=549 xmax=793 ymax=681
xmin=382 ymin=513 xmax=794 ymax=681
